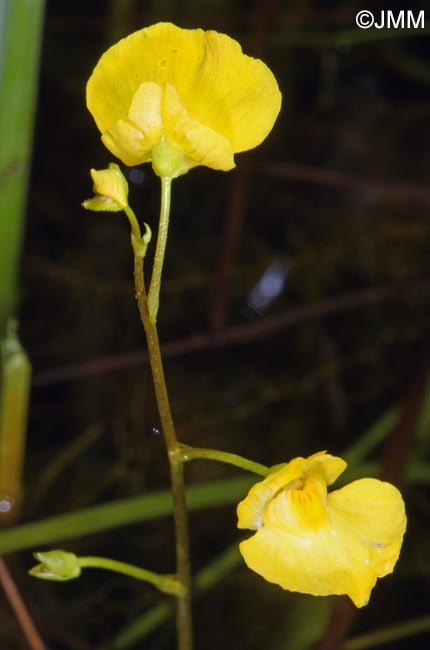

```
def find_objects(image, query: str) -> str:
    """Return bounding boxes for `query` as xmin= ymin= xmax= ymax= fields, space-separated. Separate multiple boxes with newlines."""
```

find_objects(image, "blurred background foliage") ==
xmin=0 ymin=0 xmax=429 ymax=648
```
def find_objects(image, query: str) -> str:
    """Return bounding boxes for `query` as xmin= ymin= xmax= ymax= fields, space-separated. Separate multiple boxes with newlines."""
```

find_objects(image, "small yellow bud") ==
xmin=82 ymin=163 xmax=129 ymax=212
xmin=29 ymin=550 xmax=81 ymax=581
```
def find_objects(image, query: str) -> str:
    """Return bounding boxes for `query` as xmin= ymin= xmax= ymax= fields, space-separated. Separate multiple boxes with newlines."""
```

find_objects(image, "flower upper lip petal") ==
xmin=86 ymin=22 xmax=281 ymax=171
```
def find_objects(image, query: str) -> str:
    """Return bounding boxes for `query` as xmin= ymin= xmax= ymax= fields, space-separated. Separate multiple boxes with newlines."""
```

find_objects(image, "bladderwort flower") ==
xmin=86 ymin=22 xmax=281 ymax=177
xmin=237 ymin=451 xmax=406 ymax=607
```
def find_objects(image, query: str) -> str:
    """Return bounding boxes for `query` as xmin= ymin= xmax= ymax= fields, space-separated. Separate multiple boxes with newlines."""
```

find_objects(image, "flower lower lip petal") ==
xmin=237 ymin=453 xmax=406 ymax=607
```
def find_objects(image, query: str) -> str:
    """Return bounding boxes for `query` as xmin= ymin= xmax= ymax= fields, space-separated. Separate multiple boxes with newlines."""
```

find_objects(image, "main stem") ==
xmin=134 ymin=254 xmax=193 ymax=650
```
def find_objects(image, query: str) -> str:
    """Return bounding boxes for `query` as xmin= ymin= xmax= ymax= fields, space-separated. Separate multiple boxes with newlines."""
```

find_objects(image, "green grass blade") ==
xmin=0 ymin=321 xmax=31 ymax=521
xmin=342 ymin=407 xmax=399 ymax=465
xmin=0 ymin=0 xmax=44 ymax=525
xmin=109 ymin=543 xmax=241 ymax=649
xmin=1 ymin=459 xmax=428 ymax=555
xmin=0 ymin=0 xmax=45 ymax=334
xmin=0 ymin=476 xmax=254 ymax=555
xmin=341 ymin=615 xmax=430 ymax=649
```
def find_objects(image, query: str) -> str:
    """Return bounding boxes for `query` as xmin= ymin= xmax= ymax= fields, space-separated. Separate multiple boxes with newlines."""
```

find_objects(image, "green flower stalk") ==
xmin=30 ymin=550 xmax=181 ymax=595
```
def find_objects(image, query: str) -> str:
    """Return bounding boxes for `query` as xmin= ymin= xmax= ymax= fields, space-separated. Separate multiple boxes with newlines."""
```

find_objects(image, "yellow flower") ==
xmin=237 ymin=451 xmax=406 ymax=607
xmin=82 ymin=163 xmax=129 ymax=212
xmin=86 ymin=22 xmax=281 ymax=175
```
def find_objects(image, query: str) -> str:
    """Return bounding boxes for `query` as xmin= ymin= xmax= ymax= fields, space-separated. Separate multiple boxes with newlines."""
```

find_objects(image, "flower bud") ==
xmin=82 ymin=163 xmax=129 ymax=212
xmin=30 ymin=550 xmax=81 ymax=581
